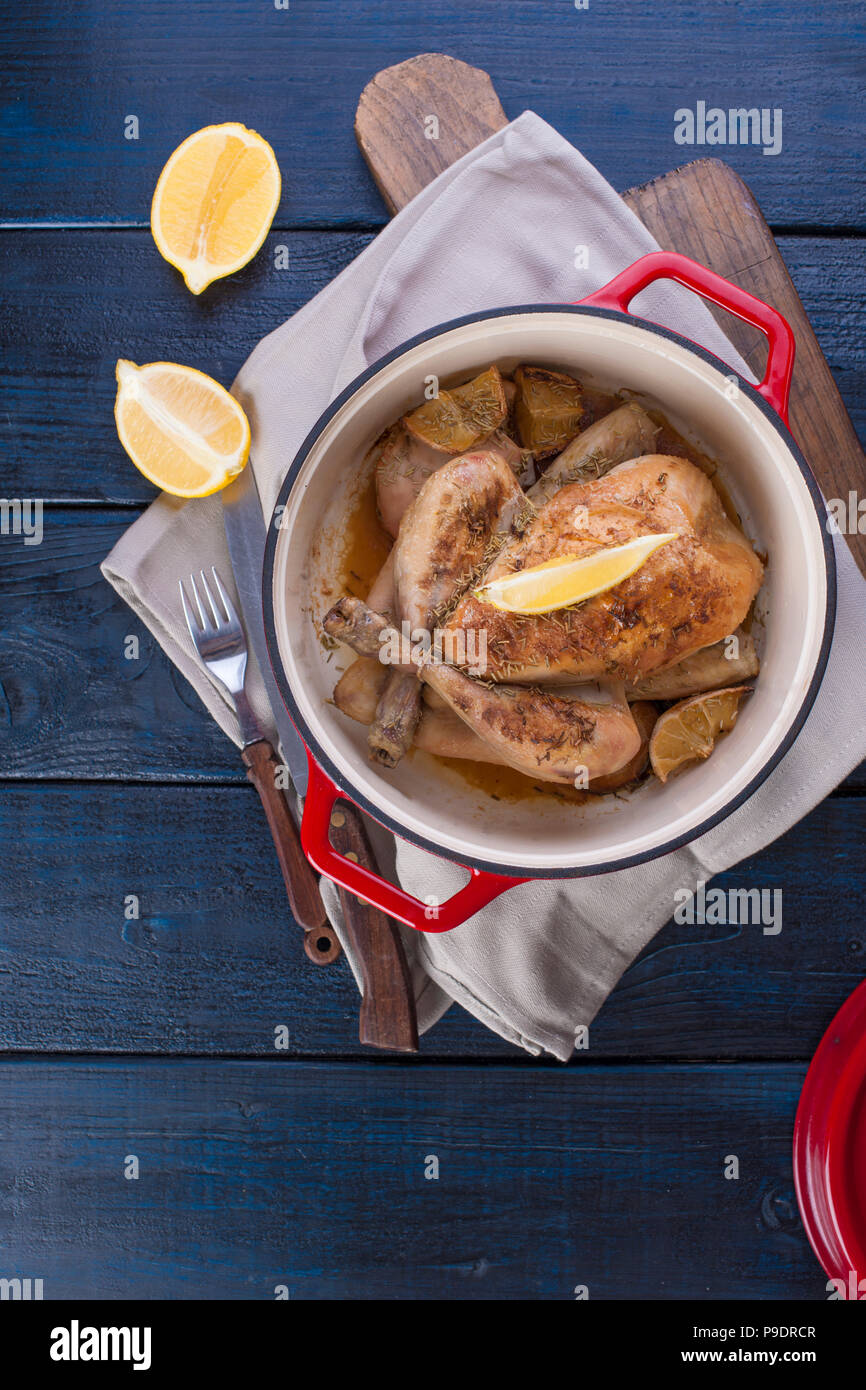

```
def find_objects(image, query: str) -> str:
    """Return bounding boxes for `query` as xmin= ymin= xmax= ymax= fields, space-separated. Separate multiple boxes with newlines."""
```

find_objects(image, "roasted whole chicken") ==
xmin=323 ymin=364 xmax=763 ymax=793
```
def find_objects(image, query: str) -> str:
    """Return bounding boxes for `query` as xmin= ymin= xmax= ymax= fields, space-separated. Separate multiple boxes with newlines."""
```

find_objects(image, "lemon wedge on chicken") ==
xmin=475 ymin=533 xmax=678 ymax=614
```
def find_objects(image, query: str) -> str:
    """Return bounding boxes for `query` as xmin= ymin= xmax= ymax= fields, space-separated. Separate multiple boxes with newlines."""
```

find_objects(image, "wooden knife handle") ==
xmin=328 ymin=801 xmax=419 ymax=1053
xmin=242 ymin=740 xmax=341 ymax=965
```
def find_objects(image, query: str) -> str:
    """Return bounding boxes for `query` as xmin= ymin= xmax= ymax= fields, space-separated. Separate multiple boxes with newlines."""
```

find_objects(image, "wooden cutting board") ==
xmin=356 ymin=53 xmax=866 ymax=577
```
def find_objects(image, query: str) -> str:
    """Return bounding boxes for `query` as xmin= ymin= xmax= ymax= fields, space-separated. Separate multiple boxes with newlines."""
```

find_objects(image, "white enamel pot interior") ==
xmin=264 ymin=301 xmax=835 ymax=882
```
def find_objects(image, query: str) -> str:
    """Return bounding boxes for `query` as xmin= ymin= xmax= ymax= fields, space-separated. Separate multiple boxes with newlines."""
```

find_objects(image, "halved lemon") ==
xmin=649 ymin=685 xmax=752 ymax=783
xmin=475 ymin=532 xmax=678 ymax=614
xmin=151 ymin=123 xmax=281 ymax=294
xmin=114 ymin=359 xmax=250 ymax=497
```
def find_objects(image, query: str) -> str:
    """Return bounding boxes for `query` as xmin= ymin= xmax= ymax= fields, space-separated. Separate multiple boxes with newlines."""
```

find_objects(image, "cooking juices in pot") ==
xmin=322 ymin=363 xmax=765 ymax=802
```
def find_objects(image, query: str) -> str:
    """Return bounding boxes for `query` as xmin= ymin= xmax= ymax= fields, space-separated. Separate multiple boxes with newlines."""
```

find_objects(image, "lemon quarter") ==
xmin=151 ymin=123 xmax=281 ymax=294
xmin=649 ymin=686 xmax=752 ymax=782
xmin=475 ymin=533 xmax=678 ymax=614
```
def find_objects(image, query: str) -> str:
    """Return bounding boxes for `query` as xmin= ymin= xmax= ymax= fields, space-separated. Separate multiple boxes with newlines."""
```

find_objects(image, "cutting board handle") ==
xmin=579 ymin=250 xmax=796 ymax=423
xmin=355 ymin=53 xmax=508 ymax=214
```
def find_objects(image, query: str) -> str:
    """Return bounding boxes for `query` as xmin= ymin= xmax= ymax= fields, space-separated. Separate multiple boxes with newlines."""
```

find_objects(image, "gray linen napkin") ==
xmin=103 ymin=113 xmax=866 ymax=1059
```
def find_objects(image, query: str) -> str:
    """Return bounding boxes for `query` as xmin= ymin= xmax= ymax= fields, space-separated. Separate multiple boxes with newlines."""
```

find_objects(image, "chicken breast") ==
xmin=446 ymin=455 xmax=764 ymax=683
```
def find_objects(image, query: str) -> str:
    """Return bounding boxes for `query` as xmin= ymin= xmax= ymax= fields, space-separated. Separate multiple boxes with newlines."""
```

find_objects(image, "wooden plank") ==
xmin=356 ymin=54 xmax=507 ymax=215
xmin=0 ymin=231 xmax=862 ymax=504
xmin=0 ymin=1058 xmax=825 ymax=1299
xmin=0 ymin=783 xmax=863 ymax=1058
xmin=777 ymin=237 xmax=866 ymax=460
xmin=2 ymin=2 xmax=863 ymax=229
xmin=0 ymin=510 xmax=238 ymax=781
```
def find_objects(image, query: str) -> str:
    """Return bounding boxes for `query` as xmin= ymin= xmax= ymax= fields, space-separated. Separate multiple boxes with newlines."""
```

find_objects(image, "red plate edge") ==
xmin=794 ymin=978 xmax=866 ymax=1297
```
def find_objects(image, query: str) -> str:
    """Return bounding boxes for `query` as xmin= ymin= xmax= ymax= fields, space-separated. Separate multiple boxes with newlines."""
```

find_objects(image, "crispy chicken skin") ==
xmin=447 ymin=455 xmax=764 ymax=683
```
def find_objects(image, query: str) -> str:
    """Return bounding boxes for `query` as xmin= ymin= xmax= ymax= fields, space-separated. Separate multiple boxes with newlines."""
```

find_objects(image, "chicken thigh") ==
xmin=417 ymin=658 xmax=640 ymax=784
xmin=335 ymin=655 xmax=650 ymax=790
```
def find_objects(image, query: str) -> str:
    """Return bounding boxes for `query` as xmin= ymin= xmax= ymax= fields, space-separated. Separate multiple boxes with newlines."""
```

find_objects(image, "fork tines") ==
xmin=179 ymin=567 xmax=236 ymax=640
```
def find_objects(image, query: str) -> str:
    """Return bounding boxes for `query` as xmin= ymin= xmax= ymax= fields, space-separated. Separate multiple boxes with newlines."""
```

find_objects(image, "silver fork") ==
xmin=179 ymin=568 xmax=259 ymax=745
xmin=179 ymin=567 xmax=333 ymax=947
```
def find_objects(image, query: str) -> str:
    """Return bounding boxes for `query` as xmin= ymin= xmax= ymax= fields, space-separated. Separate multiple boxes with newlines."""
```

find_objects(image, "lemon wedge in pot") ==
xmin=403 ymin=366 xmax=508 ymax=453
xmin=649 ymin=685 xmax=752 ymax=783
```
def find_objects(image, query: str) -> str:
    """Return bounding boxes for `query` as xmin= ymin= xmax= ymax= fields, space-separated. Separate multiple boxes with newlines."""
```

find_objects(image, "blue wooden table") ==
xmin=1 ymin=0 xmax=864 ymax=1300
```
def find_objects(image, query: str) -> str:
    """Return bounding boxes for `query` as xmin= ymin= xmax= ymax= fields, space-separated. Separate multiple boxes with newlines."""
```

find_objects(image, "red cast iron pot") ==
xmin=262 ymin=252 xmax=835 ymax=934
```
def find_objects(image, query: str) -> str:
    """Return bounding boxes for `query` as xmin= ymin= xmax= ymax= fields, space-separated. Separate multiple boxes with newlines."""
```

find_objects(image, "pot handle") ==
xmin=301 ymin=752 xmax=527 ymax=933
xmin=578 ymin=251 xmax=795 ymax=424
